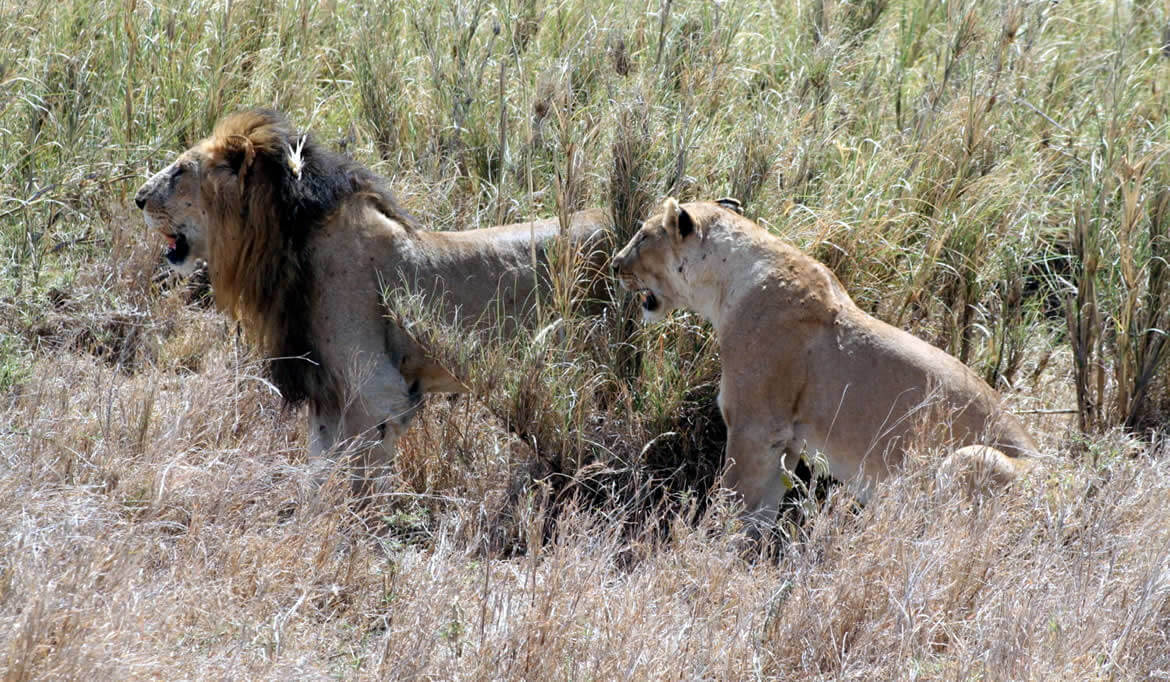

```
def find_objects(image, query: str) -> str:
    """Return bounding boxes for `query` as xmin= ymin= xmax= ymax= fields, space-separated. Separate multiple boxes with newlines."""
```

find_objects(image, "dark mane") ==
xmin=206 ymin=108 xmax=419 ymax=409
xmin=231 ymin=108 xmax=420 ymax=241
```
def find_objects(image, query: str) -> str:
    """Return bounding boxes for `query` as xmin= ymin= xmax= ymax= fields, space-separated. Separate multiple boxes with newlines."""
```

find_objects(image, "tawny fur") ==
xmin=136 ymin=109 xmax=611 ymax=492
xmin=612 ymin=198 xmax=1039 ymax=534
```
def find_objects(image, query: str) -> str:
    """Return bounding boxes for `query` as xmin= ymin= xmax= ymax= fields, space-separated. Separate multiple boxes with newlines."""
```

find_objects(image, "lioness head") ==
xmin=611 ymin=196 xmax=741 ymax=322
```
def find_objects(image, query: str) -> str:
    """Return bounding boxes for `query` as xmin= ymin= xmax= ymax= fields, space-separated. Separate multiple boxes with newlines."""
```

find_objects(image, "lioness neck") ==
xmin=680 ymin=225 xmax=841 ymax=334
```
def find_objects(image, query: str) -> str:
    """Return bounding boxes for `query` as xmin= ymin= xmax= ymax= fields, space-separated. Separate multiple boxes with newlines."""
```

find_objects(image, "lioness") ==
xmin=612 ymin=198 xmax=1039 ymax=533
xmin=135 ymin=108 xmax=610 ymax=493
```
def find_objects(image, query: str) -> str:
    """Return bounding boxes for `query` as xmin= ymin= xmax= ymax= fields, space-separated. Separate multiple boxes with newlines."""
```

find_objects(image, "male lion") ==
xmin=612 ymin=198 xmax=1039 ymax=534
xmin=135 ymin=108 xmax=610 ymax=493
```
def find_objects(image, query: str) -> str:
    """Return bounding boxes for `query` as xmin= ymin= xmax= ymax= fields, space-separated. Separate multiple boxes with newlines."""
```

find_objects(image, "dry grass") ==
xmin=2 ymin=0 xmax=1170 ymax=678
xmin=3 ymin=331 xmax=1168 ymax=677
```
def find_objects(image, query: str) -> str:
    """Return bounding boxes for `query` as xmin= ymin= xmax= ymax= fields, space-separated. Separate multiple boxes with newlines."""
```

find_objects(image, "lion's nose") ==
xmin=134 ymin=188 xmax=147 ymax=210
xmin=611 ymin=257 xmax=624 ymax=275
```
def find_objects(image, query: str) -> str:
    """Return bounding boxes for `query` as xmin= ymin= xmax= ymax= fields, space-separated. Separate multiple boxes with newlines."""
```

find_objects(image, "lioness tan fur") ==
xmin=135 ymin=109 xmax=610 ymax=493
xmin=612 ymin=198 xmax=1039 ymax=533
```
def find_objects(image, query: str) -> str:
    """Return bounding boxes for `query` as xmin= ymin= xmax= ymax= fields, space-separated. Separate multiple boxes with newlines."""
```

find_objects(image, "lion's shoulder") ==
xmin=202 ymin=109 xmax=425 ymax=409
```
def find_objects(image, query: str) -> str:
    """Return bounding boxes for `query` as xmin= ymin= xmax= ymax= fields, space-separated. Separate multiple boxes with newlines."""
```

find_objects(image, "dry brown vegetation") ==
xmin=2 ymin=0 xmax=1170 ymax=678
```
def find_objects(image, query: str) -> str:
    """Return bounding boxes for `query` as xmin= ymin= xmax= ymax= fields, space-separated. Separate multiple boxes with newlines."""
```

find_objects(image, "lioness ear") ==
xmin=662 ymin=197 xmax=699 ymax=241
xmin=715 ymin=197 xmax=743 ymax=215
xmin=223 ymin=134 xmax=256 ymax=177
xmin=677 ymin=206 xmax=695 ymax=239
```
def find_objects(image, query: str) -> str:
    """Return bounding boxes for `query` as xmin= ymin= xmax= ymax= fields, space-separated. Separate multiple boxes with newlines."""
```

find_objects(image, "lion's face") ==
xmin=134 ymin=147 xmax=213 ymax=276
xmin=611 ymin=198 xmax=698 ymax=322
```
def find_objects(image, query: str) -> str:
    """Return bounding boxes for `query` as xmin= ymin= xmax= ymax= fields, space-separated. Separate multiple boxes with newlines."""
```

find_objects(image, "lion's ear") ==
xmin=662 ymin=197 xmax=698 ymax=241
xmin=223 ymin=134 xmax=256 ymax=177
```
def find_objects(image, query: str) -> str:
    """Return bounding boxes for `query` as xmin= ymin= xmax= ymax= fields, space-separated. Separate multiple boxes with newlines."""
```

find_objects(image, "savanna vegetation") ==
xmin=2 ymin=0 xmax=1169 ymax=677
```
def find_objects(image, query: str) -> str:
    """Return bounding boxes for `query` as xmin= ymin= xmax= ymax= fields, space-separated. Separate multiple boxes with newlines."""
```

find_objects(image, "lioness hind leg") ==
xmin=939 ymin=445 xmax=1030 ymax=494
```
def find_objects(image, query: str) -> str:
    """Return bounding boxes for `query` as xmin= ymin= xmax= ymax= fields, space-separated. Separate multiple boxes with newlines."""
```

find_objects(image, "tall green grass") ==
xmin=0 ymin=0 xmax=1165 ymax=467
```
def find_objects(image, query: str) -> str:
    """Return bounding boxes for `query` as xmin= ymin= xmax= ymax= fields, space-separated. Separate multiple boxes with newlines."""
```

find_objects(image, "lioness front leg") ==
xmin=723 ymin=425 xmax=798 ymax=541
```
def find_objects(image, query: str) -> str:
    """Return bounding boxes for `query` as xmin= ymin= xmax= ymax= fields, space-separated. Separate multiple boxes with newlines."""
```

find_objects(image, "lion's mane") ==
xmin=201 ymin=108 xmax=419 ymax=409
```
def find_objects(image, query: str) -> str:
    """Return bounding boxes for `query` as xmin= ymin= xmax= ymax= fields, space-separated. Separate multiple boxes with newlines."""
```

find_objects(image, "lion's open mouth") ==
xmin=162 ymin=232 xmax=190 ymax=265
xmin=637 ymin=289 xmax=660 ymax=312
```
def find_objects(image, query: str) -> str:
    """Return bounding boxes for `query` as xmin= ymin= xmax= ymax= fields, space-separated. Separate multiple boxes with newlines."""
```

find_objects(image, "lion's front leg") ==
xmin=331 ymin=361 xmax=424 ymax=499
xmin=308 ymin=403 xmax=340 ymax=460
xmin=306 ymin=402 xmax=346 ymax=491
